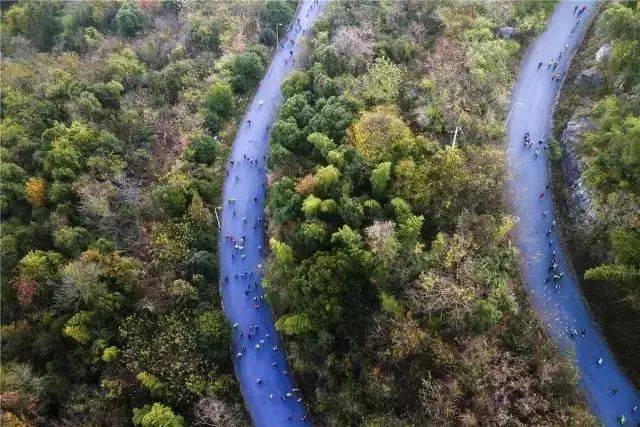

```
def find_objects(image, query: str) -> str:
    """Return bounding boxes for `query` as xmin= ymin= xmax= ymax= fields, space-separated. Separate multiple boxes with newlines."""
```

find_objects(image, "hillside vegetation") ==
xmin=0 ymin=0 xmax=295 ymax=425
xmin=263 ymin=1 xmax=594 ymax=424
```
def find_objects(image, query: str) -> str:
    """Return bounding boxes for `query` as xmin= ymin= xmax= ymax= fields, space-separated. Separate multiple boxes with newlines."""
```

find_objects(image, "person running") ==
xmin=573 ymin=4 xmax=579 ymax=14
xmin=258 ymin=99 xmax=264 ymax=108
xmin=538 ymin=192 xmax=545 ymax=200
xmin=538 ymin=61 xmax=543 ymax=70
xmin=247 ymin=119 xmax=251 ymax=126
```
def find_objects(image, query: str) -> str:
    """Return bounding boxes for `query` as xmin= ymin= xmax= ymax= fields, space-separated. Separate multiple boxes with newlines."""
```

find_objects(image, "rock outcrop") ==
xmin=574 ymin=67 xmax=605 ymax=88
xmin=497 ymin=26 xmax=514 ymax=39
xmin=595 ymin=43 xmax=611 ymax=63
xmin=560 ymin=114 xmax=596 ymax=227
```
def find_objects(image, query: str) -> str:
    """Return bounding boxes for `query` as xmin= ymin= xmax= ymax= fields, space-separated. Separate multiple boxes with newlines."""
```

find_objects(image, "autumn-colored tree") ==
xmin=295 ymin=174 xmax=317 ymax=197
xmin=24 ymin=177 xmax=46 ymax=207
xmin=347 ymin=106 xmax=413 ymax=164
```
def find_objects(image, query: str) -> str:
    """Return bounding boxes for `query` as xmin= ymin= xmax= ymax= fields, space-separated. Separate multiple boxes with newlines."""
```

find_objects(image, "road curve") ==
xmin=218 ymin=2 xmax=327 ymax=426
xmin=507 ymin=1 xmax=640 ymax=425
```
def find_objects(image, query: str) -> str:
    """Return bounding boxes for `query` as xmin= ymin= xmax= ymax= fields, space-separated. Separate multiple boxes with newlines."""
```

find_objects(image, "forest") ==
xmin=262 ymin=1 xmax=594 ymax=424
xmin=552 ymin=1 xmax=640 ymax=387
xmin=1 ymin=0 xmax=295 ymax=425
xmin=2 ymin=0 xmax=629 ymax=426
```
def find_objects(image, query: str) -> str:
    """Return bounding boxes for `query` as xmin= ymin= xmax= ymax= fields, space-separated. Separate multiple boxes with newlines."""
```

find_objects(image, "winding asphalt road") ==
xmin=218 ymin=2 xmax=326 ymax=426
xmin=507 ymin=1 xmax=639 ymax=425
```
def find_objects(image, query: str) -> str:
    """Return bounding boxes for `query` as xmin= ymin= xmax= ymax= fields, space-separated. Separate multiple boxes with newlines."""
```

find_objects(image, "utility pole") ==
xmin=276 ymin=23 xmax=283 ymax=48
xmin=451 ymin=123 xmax=464 ymax=148
xmin=214 ymin=206 xmax=221 ymax=229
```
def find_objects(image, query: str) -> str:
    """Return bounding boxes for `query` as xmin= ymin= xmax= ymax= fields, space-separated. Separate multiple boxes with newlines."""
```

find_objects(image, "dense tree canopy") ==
xmin=0 ymin=0 xmax=271 ymax=424
xmin=261 ymin=1 xmax=593 ymax=424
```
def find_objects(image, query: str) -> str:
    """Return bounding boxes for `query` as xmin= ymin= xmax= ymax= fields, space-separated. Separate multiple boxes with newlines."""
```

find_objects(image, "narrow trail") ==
xmin=507 ymin=1 xmax=639 ymax=425
xmin=218 ymin=2 xmax=326 ymax=426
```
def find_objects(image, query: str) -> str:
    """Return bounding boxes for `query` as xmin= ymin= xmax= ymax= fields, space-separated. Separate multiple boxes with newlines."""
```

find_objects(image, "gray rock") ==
xmin=574 ymin=67 xmax=605 ymax=88
xmin=560 ymin=115 xmax=596 ymax=226
xmin=595 ymin=43 xmax=611 ymax=62
xmin=497 ymin=26 xmax=515 ymax=39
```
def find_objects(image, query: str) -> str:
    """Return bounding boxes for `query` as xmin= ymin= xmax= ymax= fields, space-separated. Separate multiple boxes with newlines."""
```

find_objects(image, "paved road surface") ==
xmin=218 ymin=2 xmax=326 ymax=426
xmin=507 ymin=2 xmax=640 ymax=425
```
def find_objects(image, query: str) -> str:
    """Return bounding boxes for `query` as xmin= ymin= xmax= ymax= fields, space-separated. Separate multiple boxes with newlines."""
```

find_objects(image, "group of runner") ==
xmin=223 ymin=150 xmax=309 ymax=423
xmin=537 ymin=6 xmax=588 ymax=81
xmin=522 ymin=131 xmax=549 ymax=159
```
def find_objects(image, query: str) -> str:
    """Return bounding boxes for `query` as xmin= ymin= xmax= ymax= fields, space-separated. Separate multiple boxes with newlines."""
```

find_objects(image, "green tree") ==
xmin=354 ymin=57 xmax=404 ymax=106
xmin=302 ymin=195 xmax=323 ymax=218
xmin=115 ymin=1 xmax=148 ymax=37
xmin=276 ymin=249 xmax=370 ymax=333
xmin=370 ymin=162 xmax=392 ymax=199
xmin=338 ymin=196 xmax=364 ymax=228
xmin=292 ymin=219 xmax=329 ymax=256
xmin=3 ymin=0 xmax=63 ymax=51
xmin=280 ymin=93 xmax=315 ymax=128
xmin=186 ymin=135 xmax=218 ymax=165
xmin=206 ymin=81 xmax=235 ymax=119
xmin=151 ymin=183 xmax=188 ymax=218
xmin=0 ymin=162 xmax=27 ymax=215
xmin=315 ymin=165 xmax=341 ymax=194
xmin=267 ymin=177 xmax=302 ymax=224
xmin=281 ymin=71 xmax=312 ymax=99
xmin=53 ymin=226 xmax=91 ymax=257
xmin=132 ymin=403 xmax=185 ymax=427
xmin=106 ymin=48 xmax=145 ymax=89
xmin=259 ymin=0 xmax=293 ymax=32
xmin=271 ymin=117 xmax=308 ymax=153
xmin=196 ymin=310 xmax=231 ymax=365
xmin=309 ymin=96 xmax=355 ymax=142
xmin=229 ymin=50 xmax=266 ymax=94
xmin=59 ymin=1 xmax=101 ymax=51
xmin=308 ymin=132 xmax=337 ymax=158
xmin=598 ymin=4 xmax=640 ymax=41
xmin=18 ymin=250 xmax=63 ymax=283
